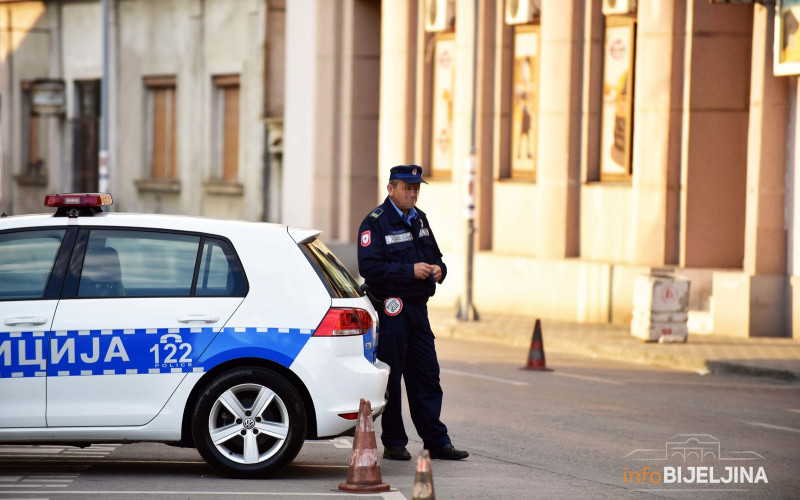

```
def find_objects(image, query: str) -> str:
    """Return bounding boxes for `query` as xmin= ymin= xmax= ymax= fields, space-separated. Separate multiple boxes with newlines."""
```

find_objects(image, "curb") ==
xmin=705 ymin=361 xmax=800 ymax=382
xmin=431 ymin=318 xmax=800 ymax=382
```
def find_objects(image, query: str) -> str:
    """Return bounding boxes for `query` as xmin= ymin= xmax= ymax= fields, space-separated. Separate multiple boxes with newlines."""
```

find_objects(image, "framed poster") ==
xmin=775 ymin=0 xmax=800 ymax=76
xmin=600 ymin=17 xmax=636 ymax=182
xmin=510 ymin=25 xmax=539 ymax=179
xmin=431 ymin=33 xmax=455 ymax=177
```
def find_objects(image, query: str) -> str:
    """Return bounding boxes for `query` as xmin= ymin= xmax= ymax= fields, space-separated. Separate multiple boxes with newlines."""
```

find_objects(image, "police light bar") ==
xmin=44 ymin=193 xmax=113 ymax=217
xmin=45 ymin=193 xmax=113 ymax=207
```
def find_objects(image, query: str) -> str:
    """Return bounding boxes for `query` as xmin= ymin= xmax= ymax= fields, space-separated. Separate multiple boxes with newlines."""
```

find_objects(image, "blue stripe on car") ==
xmin=0 ymin=327 xmax=315 ymax=378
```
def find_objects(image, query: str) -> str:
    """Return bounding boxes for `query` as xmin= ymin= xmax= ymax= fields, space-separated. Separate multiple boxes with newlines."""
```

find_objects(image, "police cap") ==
xmin=389 ymin=165 xmax=428 ymax=184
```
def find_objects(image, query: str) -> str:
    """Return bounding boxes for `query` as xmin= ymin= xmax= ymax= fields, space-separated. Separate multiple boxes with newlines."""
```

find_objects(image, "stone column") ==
xmin=339 ymin=0 xmax=381 ymax=242
xmin=536 ymin=0 xmax=583 ymax=259
xmin=629 ymin=0 xmax=685 ymax=266
xmin=744 ymin=5 xmax=788 ymax=277
xmin=713 ymin=3 xmax=789 ymax=337
xmin=379 ymin=0 xmax=416 ymax=192
xmin=679 ymin=2 xmax=752 ymax=268
xmin=283 ymin=0 xmax=318 ymax=228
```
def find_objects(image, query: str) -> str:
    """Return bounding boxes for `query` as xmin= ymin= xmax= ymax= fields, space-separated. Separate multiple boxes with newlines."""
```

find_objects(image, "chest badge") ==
xmin=361 ymin=230 xmax=371 ymax=247
xmin=384 ymin=297 xmax=403 ymax=316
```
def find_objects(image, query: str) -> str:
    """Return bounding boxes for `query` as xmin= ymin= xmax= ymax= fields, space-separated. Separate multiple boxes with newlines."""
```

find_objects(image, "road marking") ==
xmin=0 ymin=498 xmax=51 ymax=500
xmin=22 ymin=479 xmax=73 ymax=483
xmin=0 ymin=484 xmax=69 ymax=488
xmin=636 ymin=489 xmax=749 ymax=492
xmin=0 ymin=444 xmax=118 ymax=457
xmin=0 ymin=491 xmax=407 ymax=498
xmin=288 ymin=464 xmax=349 ymax=469
xmin=786 ymin=409 xmax=800 ymax=414
xmin=304 ymin=437 xmax=352 ymax=449
xmin=0 ymin=498 xmax=50 ymax=500
xmin=747 ymin=422 xmax=800 ymax=433
xmin=441 ymin=368 xmax=528 ymax=386
xmin=551 ymin=371 xmax=626 ymax=386
xmin=0 ymin=448 xmax=64 ymax=454
xmin=631 ymin=380 xmax=800 ymax=389
xmin=0 ymin=473 xmax=79 ymax=490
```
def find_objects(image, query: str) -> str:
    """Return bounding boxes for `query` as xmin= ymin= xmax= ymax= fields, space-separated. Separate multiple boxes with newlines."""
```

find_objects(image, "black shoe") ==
xmin=383 ymin=445 xmax=411 ymax=461
xmin=428 ymin=444 xmax=469 ymax=460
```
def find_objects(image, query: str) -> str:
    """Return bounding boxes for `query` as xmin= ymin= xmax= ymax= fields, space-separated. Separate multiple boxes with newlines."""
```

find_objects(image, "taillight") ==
xmin=313 ymin=308 xmax=373 ymax=336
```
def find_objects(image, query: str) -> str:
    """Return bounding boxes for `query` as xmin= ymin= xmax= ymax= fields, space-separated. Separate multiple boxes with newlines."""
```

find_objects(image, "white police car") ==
xmin=0 ymin=193 xmax=389 ymax=478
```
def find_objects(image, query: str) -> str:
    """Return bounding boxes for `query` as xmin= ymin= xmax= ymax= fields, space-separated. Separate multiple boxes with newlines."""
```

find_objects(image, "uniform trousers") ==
xmin=377 ymin=301 xmax=450 ymax=449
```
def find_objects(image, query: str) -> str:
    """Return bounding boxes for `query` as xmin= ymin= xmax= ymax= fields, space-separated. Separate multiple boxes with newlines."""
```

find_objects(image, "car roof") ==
xmin=0 ymin=212 xmax=291 ymax=236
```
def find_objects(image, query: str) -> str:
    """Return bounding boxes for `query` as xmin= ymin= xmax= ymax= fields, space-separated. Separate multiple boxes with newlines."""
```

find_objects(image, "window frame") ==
xmin=61 ymin=227 xmax=248 ymax=300
xmin=211 ymin=74 xmax=241 ymax=184
xmin=143 ymin=76 xmax=178 ymax=181
xmin=21 ymin=80 xmax=49 ymax=177
xmin=598 ymin=16 xmax=637 ymax=182
xmin=428 ymin=32 xmax=456 ymax=179
xmin=509 ymin=24 xmax=540 ymax=181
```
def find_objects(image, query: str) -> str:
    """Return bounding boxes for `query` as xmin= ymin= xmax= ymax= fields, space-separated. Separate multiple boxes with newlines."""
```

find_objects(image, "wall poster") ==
xmin=775 ymin=0 xmax=800 ymax=76
xmin=511 ymin=25 xmax=539 ymax=179
xmin=431 ymin=33 xmax=455 ymax=177
xmin=600 ymin=17 xmax=636 ymax=181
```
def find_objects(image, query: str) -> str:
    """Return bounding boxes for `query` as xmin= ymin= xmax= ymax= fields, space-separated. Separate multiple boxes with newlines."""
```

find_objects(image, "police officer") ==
xmin=358 ymin=165 xmax=468 ymax=461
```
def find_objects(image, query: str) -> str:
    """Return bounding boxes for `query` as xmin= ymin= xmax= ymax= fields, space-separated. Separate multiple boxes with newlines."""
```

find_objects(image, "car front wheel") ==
xmin=191 ymin=367 xmax=306 ymax=478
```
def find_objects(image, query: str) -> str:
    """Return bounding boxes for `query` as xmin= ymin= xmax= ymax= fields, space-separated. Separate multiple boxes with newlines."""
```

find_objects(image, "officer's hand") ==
xmin=431 ymin=265 xmax=442 ymax=283
xmin=414 ymin=262 xmax=432 ymax=279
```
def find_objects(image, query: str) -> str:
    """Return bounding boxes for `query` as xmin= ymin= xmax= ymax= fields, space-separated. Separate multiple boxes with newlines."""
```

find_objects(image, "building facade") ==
xmin=0 ymin=0 xmax=286 ymax=221
xmin=1 ymin=0 xmax=798 ymax=338
xmin=374 ymin=0 xmax=799 ymax=338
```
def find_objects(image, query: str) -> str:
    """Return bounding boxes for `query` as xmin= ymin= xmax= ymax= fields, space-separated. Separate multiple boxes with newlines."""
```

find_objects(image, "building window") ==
xmin=21 ymin=81 xmax=48 ymax=178
xmin=144 ymin=76 xmax=177 ymax=180
xmin=212 ymin=75 xmax=240 ymax=184
xmin=73 ymin=80 xmax=101 ymax=192
xmin=510 ymin=25 xmax=539 ymax=180
xmin=430 ymin=34 xmax=455 ymax=178
xmin=599 ymin=16 xmax=636 ymax=181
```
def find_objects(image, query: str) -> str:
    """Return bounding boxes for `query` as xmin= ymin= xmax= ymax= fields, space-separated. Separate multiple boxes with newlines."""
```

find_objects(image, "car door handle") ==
xmin=177 ymin=315 xmax=219 ymax=324
xmin=4 ymin=317 xmax=49 ymax=326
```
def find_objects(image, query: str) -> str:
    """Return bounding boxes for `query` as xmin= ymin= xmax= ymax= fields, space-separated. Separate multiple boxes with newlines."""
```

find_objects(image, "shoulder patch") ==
xmin=369 ymin=207 xmax=384 ymax=219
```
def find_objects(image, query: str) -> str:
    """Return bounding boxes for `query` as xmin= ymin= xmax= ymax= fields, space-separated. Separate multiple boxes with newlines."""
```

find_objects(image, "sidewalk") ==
xmin=428 ymin=307 xmax=800 ymax=382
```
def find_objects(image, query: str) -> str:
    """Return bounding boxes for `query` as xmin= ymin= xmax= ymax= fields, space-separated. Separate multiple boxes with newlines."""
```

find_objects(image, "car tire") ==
xmin=191 ymin=366 xmax=306 ymax=478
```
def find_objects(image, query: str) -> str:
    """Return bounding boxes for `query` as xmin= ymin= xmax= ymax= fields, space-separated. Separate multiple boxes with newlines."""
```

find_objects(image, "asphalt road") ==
xmin=1 ymin=337 xmax=798 ymax=499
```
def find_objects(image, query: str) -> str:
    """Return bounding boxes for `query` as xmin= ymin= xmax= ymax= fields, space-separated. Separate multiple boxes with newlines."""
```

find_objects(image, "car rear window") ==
xmin=301 ymin=240 xmax=362 ymax=299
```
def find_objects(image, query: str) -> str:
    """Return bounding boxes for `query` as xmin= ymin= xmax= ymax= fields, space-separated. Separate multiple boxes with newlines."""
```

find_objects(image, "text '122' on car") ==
xmin=0 ymin=193 xmax=389 ymax=478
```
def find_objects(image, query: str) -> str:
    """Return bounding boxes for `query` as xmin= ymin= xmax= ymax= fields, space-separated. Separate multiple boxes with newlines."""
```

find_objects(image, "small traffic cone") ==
xmin=521 ymin=319 xmax=551 ymax=371
xmin=338 ymin=398 xmax=390 ymax=493
xmin=412 ymin=450 xmax=435 ymax=500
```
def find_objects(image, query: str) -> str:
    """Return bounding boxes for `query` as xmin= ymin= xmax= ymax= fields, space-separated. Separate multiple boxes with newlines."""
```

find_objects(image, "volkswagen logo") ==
xmin=243 ymin=417 xmax=256 ymax=430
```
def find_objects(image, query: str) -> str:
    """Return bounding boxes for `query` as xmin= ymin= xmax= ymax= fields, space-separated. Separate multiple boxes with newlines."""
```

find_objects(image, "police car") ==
xmin=0 ymin=193 xmax=389 ymax=478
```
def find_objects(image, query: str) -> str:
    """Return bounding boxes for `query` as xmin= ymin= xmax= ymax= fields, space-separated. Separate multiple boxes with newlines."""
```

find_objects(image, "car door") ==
xmin=0 ymin=227 xmax=73 ymax=428
xmin=47 ymin=227 xmax=246 ymax=427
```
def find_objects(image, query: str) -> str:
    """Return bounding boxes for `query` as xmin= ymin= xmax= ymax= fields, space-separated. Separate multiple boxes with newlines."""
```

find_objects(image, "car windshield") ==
xmin=301 ymin=239 xmax=362 ymax=299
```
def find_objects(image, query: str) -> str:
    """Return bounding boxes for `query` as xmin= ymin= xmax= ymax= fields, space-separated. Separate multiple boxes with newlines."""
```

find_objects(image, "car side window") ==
xmin=79 ymin=230 xmax=200 ymax=298
xmin=0 ymin=229 xmax=66 ymax=300
xmin=195 ymin=238 xmax=246 ymax=296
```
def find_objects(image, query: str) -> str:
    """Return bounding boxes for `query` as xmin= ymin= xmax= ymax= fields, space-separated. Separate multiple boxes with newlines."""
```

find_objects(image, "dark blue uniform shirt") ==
xmin=357 ymin=197 xmax=447 ymax=303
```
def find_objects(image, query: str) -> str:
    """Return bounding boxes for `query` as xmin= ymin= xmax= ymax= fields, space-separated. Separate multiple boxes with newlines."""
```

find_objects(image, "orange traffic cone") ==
xmin=338 ymin=398 xmax=390 ymax=493
xmin=412 ymin=450 xmax=435 ymax=500
xmin=521 ymin=319 xmax=551 ymax=371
